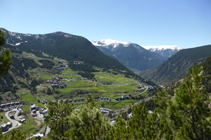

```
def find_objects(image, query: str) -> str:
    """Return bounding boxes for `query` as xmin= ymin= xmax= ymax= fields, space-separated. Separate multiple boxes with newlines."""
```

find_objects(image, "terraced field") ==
xmin=34 ymin=67 xmax=149 ymax=110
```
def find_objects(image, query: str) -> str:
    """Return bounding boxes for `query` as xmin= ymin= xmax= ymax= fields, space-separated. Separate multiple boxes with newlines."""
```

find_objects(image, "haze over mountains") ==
xmin=91 ymin=39 xmax=167 ymax=73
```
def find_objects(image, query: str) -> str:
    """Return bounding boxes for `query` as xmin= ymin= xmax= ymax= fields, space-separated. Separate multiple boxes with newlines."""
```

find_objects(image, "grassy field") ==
xmin=19 ymin=114 xmax=39 ymax=134
xmin=21 ymin=93 xmax=44 ymax=108
xmin=41 ymin=72 xmax=54 ymax=80
xmin=22 ymin=105 xmax=30 ymax=114
xmin=62 ymin=69 xmax=75 ymax=74
xmin=0 ymin=113 xmax=9 ymax=125
xmin=10 ymin=54 xmax=150 ymax=112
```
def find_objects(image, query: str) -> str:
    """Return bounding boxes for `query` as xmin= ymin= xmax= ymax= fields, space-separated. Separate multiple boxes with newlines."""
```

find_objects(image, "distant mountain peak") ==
xmin=143 ymin=45 xmax=182 ymax=58
xmin=143 ymin=45 xmax=182 ymax=51
xmin=91 ymin=39 xmax=130 ymax=48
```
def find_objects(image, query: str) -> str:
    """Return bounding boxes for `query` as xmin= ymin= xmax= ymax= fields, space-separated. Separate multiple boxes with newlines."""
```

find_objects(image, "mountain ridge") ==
xmin=91 ymin=39 xmax=167 ymax=73
xmin=143 ymin=45 xmax=182 ymax=58
xmin=140 ymin=44 xmax=211 ymax=86
xmin=2 ymin=28 xmax=156 ymax=86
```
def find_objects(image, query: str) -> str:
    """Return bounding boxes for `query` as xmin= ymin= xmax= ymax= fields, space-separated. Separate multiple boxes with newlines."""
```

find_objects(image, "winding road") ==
xmin=2 ymin=110 xmax=22 ymax=135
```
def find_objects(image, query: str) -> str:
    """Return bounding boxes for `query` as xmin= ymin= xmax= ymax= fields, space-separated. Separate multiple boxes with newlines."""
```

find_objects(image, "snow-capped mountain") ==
xmin=143 ymin=46 xmax=182 ymax=58
xmin=91 ymin=39 xmax=167 ymax=73
xmin=91 ymin=39 xmax=130 ymax=50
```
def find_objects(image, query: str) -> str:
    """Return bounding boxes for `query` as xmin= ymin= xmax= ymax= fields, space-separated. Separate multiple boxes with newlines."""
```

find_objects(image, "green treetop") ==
xmin=0 ymin=29 xmax=12 ymax=80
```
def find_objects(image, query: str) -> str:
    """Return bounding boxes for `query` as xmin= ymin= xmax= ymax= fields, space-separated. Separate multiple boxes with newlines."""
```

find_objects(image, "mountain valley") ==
xmin=0 ymin=28 xmax=211 ymax=138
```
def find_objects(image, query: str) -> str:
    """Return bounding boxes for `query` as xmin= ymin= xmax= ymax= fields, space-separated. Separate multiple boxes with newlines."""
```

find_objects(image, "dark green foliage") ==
xmin=141 ymin=44 xmax=211 ymax=85
xmin=139 ymin=99 xmax=159 ymax=111
xmin=202 ymin=56 xmax=211 ymax=93
xmin=39 ymin=59 xmax=54 ymax=69
xmin=68 ymin=62 xmax=97 ymax=72
xmin=10 ymin=57 xmax=38 ymax=77
xmin=0 ymin=129 xmax=29 ymax=140
xmin=45 ymin=99 xmax=74 ymax=140
xmin=15 ymin=32 xmax=129 ymax=73
xmin=31 ymin=79 xmax=42 ymax=89
xmin=77 ymin=72 xmax=95 ymax=79
xmin=0 ymin=29 xmax=12 ymax=80
xmin=3 ymin=44 xmax=22 ymax=54
xmin=3 ymin=29 xmax=156 ymax=86
xmin=46 ymin=87 xmax=52 ymax=95
xmin=121 ymin=112 xmax=128 ymax=120
xmin=155 ymin=64 xmax=211 ymax=139
xmin=0 ymin=50 xmax=39 ymax=95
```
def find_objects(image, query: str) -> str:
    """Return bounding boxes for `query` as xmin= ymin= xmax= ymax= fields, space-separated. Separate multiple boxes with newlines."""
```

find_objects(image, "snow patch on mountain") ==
xmin=91 ymin=39 xmax=130 ymax=48
xmin=143 ymin=45 xmax=182 ymax=51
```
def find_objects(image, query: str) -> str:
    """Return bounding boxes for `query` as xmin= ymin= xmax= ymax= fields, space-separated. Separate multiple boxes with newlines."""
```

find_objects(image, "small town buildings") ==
xmin=30 ymin=104 xmax=36 ymax=111
xmin=19 ymin=119 xmax=26 ymax=123
xmin=7 ymin=122 xmax=12 ymax=128
xmin=9 ymin=113 xmax=14 ymax=119
xmin=147 ymin=85 xmax=153 ymax=90
xmin=1 ymin=124 xmax=9 ymax=132
xmin=100 ymin=108 xmax=114 ymax=114
xmin=29 ymin=133 xmax=44 ymax=140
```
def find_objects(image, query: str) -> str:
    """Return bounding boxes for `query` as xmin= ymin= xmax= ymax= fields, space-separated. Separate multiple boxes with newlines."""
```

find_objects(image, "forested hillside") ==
xmin=3 ymin=29 xmax=126 ymax=73
xmin=3 ymin=29 xmax=156 ymax=86
xmin=141 ymin=45 xmax=211 ymax=85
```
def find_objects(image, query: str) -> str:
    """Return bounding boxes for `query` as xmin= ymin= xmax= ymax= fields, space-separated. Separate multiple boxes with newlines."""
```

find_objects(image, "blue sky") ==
xmin=0 ymin=0 xmax=210 ymax=49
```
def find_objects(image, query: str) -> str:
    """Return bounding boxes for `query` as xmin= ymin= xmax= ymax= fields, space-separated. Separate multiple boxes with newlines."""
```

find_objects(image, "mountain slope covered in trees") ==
xmin=3 ymin=29 xmax=157 ymax=85
xmin=140 ymin=45 xmax=211 ymax=85
xmin=2 ymin=29 xmax=129 ymax=74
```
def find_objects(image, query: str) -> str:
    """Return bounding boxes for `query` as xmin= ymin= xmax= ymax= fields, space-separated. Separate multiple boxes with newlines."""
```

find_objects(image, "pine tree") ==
xmin=44 ymin=99 xmax=74 ymax=140
xmin=66 ymin=96 xmax=110 ymax=140
xmin=107 ymin=117 xmax=131 ymax=140
xmin=127 ymin=104 xmax=160 ymax=139
xmin=0 ymin=129 xmax=29 ymax=140
xmin=0 ymin=29 xmax=12 ymax=80
xmin=156 ymin=64 xmax=211 ymax=140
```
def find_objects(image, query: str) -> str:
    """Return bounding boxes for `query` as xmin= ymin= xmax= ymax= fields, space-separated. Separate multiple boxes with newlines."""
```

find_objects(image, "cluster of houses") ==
xmin=28 ymin=133 xmax=44 ymax=140
xmin=46 ymin=79 xmax=67 ymax=88
xmin=136 ymin=82 xmax=156 ymax=90
xmin=52 ymin=64 xmax=66 ymax=71
xmin=100 ymin=97 xmax=111 ymax=101
xmin=30 ymin=104 xmax=48 ymax=120
xmin=115 ymin=93 xmax=131 ymax=101
xmin=0 ymin=122 xmax=12 ymax=132
xmin=100 ymin=107 xmax=114 ymax=114
xmin=147 ymin=85 xmax=156 ymax=90
xmin=0 ymin=102 xmax=21 ymax=112
xmin=51 ymin=98 xmax=86 ymax=104
xmin=137 ymin=83 xmax=145 ymax=89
